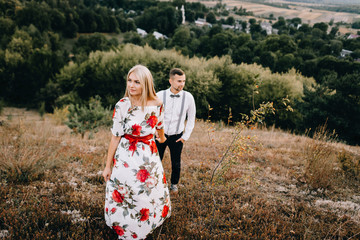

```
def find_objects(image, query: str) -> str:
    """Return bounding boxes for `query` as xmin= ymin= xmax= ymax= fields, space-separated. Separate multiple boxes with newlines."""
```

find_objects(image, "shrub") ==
xmin=66 ymin=95 xmax=112 ymax=138
xmin=50 ymin=105 xmax=69 ymax=125
xmin=338 ymin=150 xmax=360 ymax=180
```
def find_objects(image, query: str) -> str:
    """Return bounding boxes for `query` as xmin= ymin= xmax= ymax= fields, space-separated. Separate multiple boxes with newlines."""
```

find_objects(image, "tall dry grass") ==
xmin=1 ymin=108 xmax=360 ymax=239
xmin=303 ymin=125 xmax=339 ymax=190
xmin=0 ymin=109 xmax=67 ymax=183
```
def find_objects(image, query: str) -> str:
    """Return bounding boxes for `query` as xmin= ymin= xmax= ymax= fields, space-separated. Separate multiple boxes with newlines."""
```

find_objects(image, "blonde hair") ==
xmin=124 ymin=65 xmax=157 ymax=110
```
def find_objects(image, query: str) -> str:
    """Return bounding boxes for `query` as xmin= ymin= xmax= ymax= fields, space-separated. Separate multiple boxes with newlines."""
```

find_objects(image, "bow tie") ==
xmin=170 ymin=94 xmax=180 ymax=98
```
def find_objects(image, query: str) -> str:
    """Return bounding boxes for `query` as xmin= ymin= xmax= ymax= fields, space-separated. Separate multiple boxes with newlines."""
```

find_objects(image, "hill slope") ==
xmin=1 ymin=108 xmax=360 ymax=239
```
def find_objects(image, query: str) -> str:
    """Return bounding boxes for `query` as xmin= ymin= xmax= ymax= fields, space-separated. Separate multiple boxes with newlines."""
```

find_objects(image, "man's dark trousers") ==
xmin=156 ymin=133 xmax=183 ymax=185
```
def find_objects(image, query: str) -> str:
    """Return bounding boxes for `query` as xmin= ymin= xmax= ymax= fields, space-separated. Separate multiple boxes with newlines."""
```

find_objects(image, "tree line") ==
xmin=0 ymin=0 xmax=359 ymax=144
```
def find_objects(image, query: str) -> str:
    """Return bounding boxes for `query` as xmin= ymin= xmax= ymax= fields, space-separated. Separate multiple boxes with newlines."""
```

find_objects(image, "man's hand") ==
xmin=176 ymin=138 xmax=185 ymax=143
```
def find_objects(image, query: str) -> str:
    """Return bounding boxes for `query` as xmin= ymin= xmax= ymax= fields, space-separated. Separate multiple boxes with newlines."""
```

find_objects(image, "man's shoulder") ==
xmin=183 ymin=90 xmax=195 ymax=99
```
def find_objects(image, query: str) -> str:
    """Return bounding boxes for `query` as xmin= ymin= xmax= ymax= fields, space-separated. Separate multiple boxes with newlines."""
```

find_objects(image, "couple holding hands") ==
xmin=102 ymin=65 xmax=196 ymax=239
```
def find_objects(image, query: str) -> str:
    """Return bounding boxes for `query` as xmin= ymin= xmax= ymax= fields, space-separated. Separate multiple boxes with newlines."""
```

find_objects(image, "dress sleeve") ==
xmin=156 ymin=104 xmax=164 ymax=130
xmin=111 ymin=101 xmax=125 ymax=137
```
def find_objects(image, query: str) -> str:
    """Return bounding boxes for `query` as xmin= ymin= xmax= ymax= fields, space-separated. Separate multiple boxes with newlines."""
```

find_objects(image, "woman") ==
xmin=103 ymin=65 xmax=171 ymax=239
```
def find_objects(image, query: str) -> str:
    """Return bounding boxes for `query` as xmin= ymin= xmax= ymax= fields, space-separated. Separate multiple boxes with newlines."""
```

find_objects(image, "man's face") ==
xmin=169 ymin=74 xmax=186 ymax=93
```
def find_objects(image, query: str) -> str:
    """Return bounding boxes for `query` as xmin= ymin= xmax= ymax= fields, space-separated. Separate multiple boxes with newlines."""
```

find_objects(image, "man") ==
xmin=156 ymin=68 xmax=196 ymax=193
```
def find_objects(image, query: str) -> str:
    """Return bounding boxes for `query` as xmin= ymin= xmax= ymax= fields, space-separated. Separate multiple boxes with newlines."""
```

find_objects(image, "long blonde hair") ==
xmin=124 ymin=65 xmax=157 ymax=110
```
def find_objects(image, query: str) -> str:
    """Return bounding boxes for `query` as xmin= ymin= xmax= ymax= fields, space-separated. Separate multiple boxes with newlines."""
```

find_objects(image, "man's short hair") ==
xmin=170 ymin=68 xmax=185 ymax=78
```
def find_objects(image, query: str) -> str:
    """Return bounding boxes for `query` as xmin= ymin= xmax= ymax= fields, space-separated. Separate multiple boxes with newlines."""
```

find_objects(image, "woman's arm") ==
xmin=103 ymin=135 xmax=121 ymax=182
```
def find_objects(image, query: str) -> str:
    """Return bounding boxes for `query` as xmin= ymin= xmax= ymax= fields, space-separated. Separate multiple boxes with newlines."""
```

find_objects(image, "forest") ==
xmin=0 ymin=0 xmax=359 ymax=144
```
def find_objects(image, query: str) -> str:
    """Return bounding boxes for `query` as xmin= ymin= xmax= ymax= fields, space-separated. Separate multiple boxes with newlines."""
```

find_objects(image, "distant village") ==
xmin=134 ymin=4 xmax=360 ymax=61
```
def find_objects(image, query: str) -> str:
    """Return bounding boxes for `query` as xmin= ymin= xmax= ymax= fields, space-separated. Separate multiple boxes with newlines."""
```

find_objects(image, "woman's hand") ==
xmin=156 ymin=129 xmax=166 ymax=143
xmin=157 ymin=135 xmax=167 ymax=143
xmin=102 ymin=166 xmax=112 ymax=182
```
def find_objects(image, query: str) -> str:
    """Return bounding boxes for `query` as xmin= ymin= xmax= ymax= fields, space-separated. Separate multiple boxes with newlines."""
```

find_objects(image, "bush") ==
xmin=50 ymin=105 xmax=69 ymax=125
xmin=52 ymin=44 xmax=314 ymax=126
xmin=66 ymin=95 xmax=112 ymax=138
xmin=338 ymin=150 xmax=360 ymax=180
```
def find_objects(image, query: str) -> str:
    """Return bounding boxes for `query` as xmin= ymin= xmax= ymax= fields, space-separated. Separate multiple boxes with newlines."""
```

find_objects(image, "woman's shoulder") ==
xmin=115 ymin=97 xmax=130 ymax=107
xmin=118 ymin=97 xmax=130 ymax=103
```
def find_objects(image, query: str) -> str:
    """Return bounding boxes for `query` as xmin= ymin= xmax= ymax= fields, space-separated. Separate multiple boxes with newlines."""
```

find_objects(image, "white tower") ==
xmin=181 ymin=5 xmax=185 ymax=24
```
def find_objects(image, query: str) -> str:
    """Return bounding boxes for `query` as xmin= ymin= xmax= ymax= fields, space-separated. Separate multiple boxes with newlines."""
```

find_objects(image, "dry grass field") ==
xmin=1 ymin=107 xmax=360 ymax=239
xmin=190 ymin=0 xmax=360 ymax=26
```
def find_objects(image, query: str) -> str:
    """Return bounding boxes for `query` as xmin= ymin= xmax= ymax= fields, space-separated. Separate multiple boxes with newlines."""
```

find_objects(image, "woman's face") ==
xmin=127 ymin=72 xmax=142 ymax=97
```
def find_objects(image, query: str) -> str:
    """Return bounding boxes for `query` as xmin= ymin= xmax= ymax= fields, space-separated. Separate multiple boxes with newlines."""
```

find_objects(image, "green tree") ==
xmin=50 ymin=9 xmax=66 ymax=31
xmin=15 ymin=1 xmax=51 ymax=32
xmin=169 ymin=27 xmax=191 ymax=47
xmin=66 ymin=96 xmax=112 ymax=139
xmin=313 ymin=22 xmax=328 ymax=33
xmin=259 ymin=51 xmax=277 ymax=70
xmin=299 ymin=72 xmax=360 ymax=144
xmin=352 ymin=21 xmax=360 ymax=29
xmin=73 ymin=33 xmax=116 ymax=55
xmin=136 ymin=5 xmax=179 ymax=35
xmin=225 ymin=16 xmax=235 ymax=25
xmin=206 ymin=11 xmax=216 ymax=24
xmin=185 ymin=9 xmax=196 ymax=22
xmin=210 ymin=32 xmax=234 ymax=57
xmin=272 ymin=16 xmax=286 ymax=29
xmin=0 ymin=17 xmax=16 ymax=39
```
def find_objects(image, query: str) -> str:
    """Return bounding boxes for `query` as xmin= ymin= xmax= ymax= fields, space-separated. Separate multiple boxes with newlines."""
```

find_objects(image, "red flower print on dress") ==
xmin=120 ymin=98 xmax=126 ymax=102
xmin=132 ymin=233 xmax=138 ymax=238
xmin=105 ymin=207 xmax=108 ymax=213
xmin=150 ymin=141 xmax=157 ymax=154
xmin=112 ymin=190 xmax=124 ymax=203
xmin=146 ymin=115 xmax=158 ymax=128
xmin=136 ymin=169 xmax=150 ymax=182
xmin=163 ymin=173 xmax=167 ymax=184
xmin=162 ymin=205 xmax=169 ymax=218
xmin=140 ymin=208 xmax=150 ymax=221
xmin=111 ymin=208 xmax=116 ymax=214
xmin=113 ymin=157 xmax=116 ymax=165
xmin=123 ymin=162 xmax=129 ymax=168
xmin=112 ymin=108 xmax=116 ymax=119
xmin=128 ymin=143 xmax=136 ymax=153
xmin=132 ymin=124 xmax=142 ymax=136
xmin=112 ymin=226 xmax=125 ymax=236
xmin=160 ymin=104 xmax=163 ymax=113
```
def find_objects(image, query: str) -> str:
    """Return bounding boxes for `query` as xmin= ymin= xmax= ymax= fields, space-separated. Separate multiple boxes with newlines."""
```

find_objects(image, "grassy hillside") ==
xmin=1 ymin=108 xmax=360 ymax=239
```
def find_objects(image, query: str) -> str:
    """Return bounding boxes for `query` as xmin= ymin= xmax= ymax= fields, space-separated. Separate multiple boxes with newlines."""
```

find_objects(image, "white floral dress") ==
xmin=105 ymin=97 xmax=171 ymax=239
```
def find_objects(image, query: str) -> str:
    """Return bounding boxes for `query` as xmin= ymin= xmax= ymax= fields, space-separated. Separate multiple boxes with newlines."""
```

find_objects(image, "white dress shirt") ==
xmin=156 ymin=88 xmax=196 ymax=141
